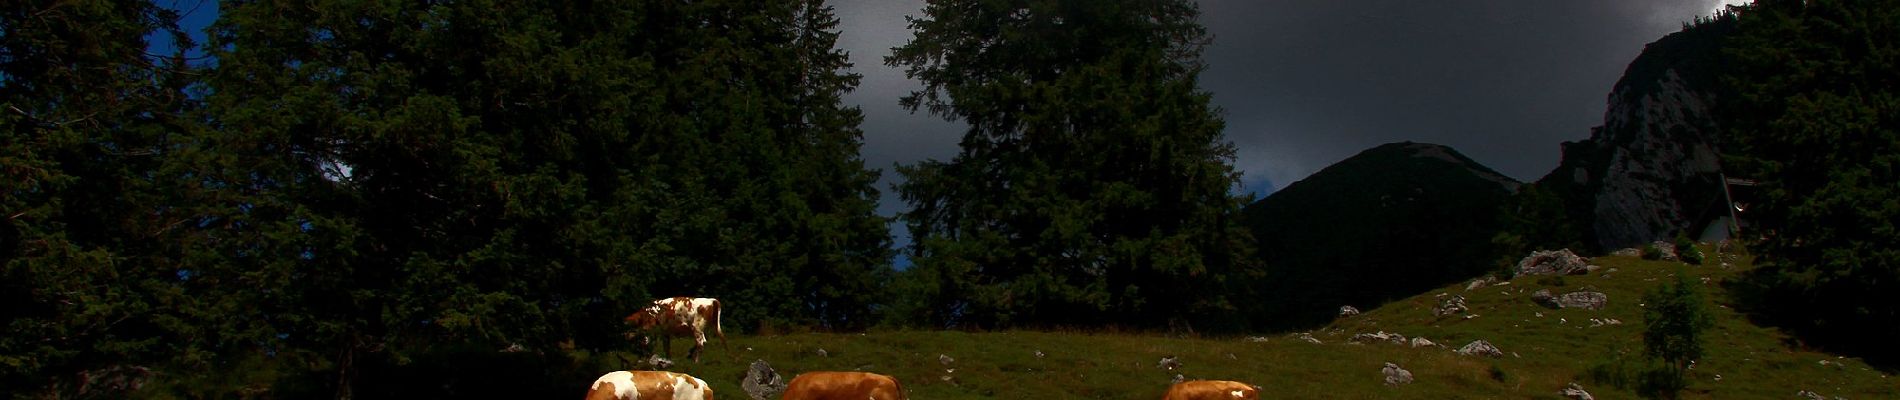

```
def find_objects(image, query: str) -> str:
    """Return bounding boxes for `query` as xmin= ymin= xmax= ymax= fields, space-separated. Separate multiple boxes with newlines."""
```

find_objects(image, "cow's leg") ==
xmin=690 ymin=331 xmax=708 ymax=362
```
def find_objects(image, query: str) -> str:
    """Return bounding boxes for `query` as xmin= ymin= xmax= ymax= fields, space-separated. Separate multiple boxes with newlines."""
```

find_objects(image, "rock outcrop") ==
xmin=742 ymin=360 xmax=788 ymax=400
xmin=1536 ymin=22 xmax=1737 ymax=251
xmin=1338 ymin=305 xmax=1361 ymax=317
xmin=1433 ymin=295 xmax=1469 ymax=317
xmin=1561 ymin=382 xmax=1595 ymax=400
xmin=1532 ymin=289 xmax=1608 ymax=310
xmin=1382 ymin=363 xmax=1414 ymax=386
xmin=1516 ymin=249 xmax=1592 ymax=276
xmin=1457 ymin=340 xmax=1504 ymax=358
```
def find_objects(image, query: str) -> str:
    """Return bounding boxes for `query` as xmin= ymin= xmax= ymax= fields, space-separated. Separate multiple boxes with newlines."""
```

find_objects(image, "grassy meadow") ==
xmin=571 ymin=246 xmax=1895 ymax=399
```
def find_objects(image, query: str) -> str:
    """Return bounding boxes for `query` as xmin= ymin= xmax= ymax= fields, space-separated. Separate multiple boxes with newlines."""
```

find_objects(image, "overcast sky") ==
xmin=829 ymin=0 xmax=1747 ymax=250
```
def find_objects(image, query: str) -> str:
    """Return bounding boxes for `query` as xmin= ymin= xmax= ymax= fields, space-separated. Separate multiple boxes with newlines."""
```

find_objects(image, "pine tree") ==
xmin=1718 ymin=0 xmax=1900 ymax=365
xmin=887 ymin=0 xmax=1258 ymax=330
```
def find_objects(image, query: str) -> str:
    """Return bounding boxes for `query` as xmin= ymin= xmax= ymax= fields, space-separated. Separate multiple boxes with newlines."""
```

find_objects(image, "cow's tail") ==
xmin=892 ymin=374 xmax=909 ymax=400
xmin=716 ymin=299 xmax=733 ymax=362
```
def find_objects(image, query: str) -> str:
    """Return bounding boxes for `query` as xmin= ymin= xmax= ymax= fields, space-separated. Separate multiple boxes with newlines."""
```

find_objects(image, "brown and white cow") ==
xmin=1162 ymin=380 xmax=1259 ymax=400
xmin=780 ymin=371 xmax=905 ymax=400
xmin=585 ymin=370 xmax=714 ymax=400
xmin=624 ymin=297 xmax=729 ymax=362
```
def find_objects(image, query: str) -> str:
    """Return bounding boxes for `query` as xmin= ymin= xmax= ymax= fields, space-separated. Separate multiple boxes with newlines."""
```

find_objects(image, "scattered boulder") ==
xmin=1172 ymin=374 xmax=1186 ymax=385
xmin=1433 ymin=295 xmax=1469 ymax=317
xmin=1466 ymin=276 xmax=1500 ymax=291
xmin=1035 ymin=350 xmax=1047 ymax=359
xmin=939 ymin=354 xmax=955 ymax=366
xmin=1157 ymin=355 xmax=1181 ymax=371
xmin=814 ymin=348 xmax=828 ymax=358
xmin=1292 ymin=332 xmax=1323 ymax=344
xmin=1648 ymin=240 xmax=1679 ymax=261
xmin=1532 ymin=289 xmax=1609 ymax=310
xmin=1557 ymin=291 xmax=1609 ymax=310
xmin=1611 ymin=247 xmax=1644 ymax=258
xmin=1561 ymin=382 xmax=1595 ymax=400
xmin=1589 ymin=318 xmax=1623 ymax=327
xmin=1797 ymin=390 xmax=1825 ymax=400
xmin=1382 ymin=362 xmax=1414 ymax=386
xmin=1515 ymin=249 xmax=1592 ymax=276
xmin=1409 ymin=337 xmax=1439 ymax=348
xmin=742 ymin=360 xmax=788 ymax=400
xmin=1350 ymin=331 xmax=1408 ymax=345
xmin=647 ymin=355 xmax=675 ymax=369
xmin=1244 ymin=336 xmax=1270 ymax=343
xmin=1339 ymin=305 xmax=1361 ymax=317
xmin=1457 ymin=340 xmax=1504 ymax=358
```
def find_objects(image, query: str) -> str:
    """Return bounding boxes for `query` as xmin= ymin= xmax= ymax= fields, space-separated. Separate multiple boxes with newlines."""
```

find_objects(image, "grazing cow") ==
xmin=780 ymin=371 xmax=905 ymax=400
xmin=625 ymin=297 xmax=729 ymax=362
xmin=1163 ymin=380 xmax=1259 ymax=400
xmin=586 ymin=370 xmax=714 ymax=400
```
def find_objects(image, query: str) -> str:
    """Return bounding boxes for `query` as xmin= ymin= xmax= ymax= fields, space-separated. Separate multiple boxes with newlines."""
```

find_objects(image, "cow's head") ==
xmin=624 ymin=309 xmax=658 ymax=330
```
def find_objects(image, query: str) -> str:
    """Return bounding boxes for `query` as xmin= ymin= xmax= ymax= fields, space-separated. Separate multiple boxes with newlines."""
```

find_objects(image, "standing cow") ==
xmin=1163 ymin=380 xmax=1259 ymax=400
xmin=586 ymin=370 xmax=714 ymax=400
xmin=780 ymin=371 xmax=905 ymax=400
xmin=625 ymin=297 xmax=730 ymax=362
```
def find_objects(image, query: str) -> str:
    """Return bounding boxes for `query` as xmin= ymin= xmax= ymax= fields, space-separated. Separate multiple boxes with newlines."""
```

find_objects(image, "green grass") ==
xmin=583 ymin=246 xmax=1895 ymax=399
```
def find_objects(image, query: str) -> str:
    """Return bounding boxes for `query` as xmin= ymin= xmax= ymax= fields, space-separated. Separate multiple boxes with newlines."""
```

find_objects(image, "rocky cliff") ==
xmin=1538 ymin=21 xmax=1738 ymax=252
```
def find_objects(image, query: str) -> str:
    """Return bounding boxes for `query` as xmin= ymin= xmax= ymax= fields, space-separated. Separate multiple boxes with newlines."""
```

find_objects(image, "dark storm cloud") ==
xmin=825 ymin=0 xmax=1736 ymax=248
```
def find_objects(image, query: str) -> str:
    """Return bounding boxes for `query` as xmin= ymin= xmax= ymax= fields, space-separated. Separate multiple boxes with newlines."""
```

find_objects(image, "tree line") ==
xmin=3 ymin=0 xmax=1257 ymax=396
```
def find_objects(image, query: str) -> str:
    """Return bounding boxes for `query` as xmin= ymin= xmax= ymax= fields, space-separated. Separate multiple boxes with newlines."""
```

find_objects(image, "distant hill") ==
xmin=1242 ymin=142 xmax=1519 ymax=330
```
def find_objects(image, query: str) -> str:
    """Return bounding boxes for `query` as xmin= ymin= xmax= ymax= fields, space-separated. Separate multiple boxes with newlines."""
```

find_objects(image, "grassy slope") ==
xmin=589 ymin=247 xmax=1895 ymax=399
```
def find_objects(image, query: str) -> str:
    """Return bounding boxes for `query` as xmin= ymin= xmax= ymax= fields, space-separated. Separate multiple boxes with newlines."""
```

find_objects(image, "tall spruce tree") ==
xmin=1 ymin=0 xmax=208 ymax=396
xmin=1719 ymin=0 xmax=1900 ymax=365
xmin=887 ymin=0 xmax=1257 ymax=330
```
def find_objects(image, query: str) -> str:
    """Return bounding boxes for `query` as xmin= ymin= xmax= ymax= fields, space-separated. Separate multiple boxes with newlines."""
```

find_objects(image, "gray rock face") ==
xmin=1561 ymin=382 xmax=1595 ymax=400
xmin=1532 ymin=289 xmax=1560 ymax=308
xmin=1540 ymin=26 xmax=1732 ymax=251
xmin=1466 ymin=276 xmax=1500 ymax=291
xmin=742 ymin=360 xmax=788 ymax=400
xmin=1339 ymin=305 xmax=1361 ymax=317
xmin=1433 ymin=295 xmax=1469 ymax=317
xmin=1457 ymin=340 xmax=1504 ymax=358
xmin=1382 ymin=363 xmax=1414 ymax=386
xmin=1516 ymin=249 xmax=1592 ymax=276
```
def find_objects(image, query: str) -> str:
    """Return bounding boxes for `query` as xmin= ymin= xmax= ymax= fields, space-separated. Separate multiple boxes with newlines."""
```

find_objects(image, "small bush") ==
xmin=1673 ymin=233 xmax=1703 ymax=265
xmin=1641 ymin=244 xmax=1664 ymax=260
xmin=1489 ymin=362 xmax=1509 ymax=382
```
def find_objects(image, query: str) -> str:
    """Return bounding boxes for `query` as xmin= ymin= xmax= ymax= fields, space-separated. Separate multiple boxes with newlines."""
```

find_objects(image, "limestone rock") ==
xmin=1515 ymin=249 xmax=1592 ymax=276
xmin=742 ymin=360 xmax=788 ymax=400
xmin=1409 ymin=337 xmax=1438 ymax=348
xmin=1292 ymin=332 xmax=1322 ymax=344
xmin=1382 ymin=363 xmax=1414 ymax=386
xmin=1466 ymin=276 xmax=1500 ymax=291
xmin=939 ymin=354 xmax=955 ymax=366
xmin=1557 ymin=291 xmax=1609 ymax=310
xmin=1433 ymin=295 xmax=1469 ymax=317
xmin=1457 ymin=340 xmax=1504 ymax=358
xmin=1652 ymin=240 xmax=1681 ymax=261
xmin=1339 ymin=305 xmax=1361 ymax=317
xmin=1350 ymin=331 xmax=1407 ymax=345
xmin=1157 ymin=355 xmax=1181 ymax=371
xmin=1561 ymin=382 xmax=1595 ymax=400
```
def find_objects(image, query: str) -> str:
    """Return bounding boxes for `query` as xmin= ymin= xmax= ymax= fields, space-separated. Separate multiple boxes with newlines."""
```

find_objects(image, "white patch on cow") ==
xmin=669 ymin=374 xmax=709 ymax=400
xmin=592 ymin=371 xmax=640 ymax=400
xmin=1230 ymin=389 xmax=1245 ymax=398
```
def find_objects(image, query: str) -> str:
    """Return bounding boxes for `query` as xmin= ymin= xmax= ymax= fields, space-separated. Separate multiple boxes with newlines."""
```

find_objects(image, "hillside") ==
xmin=398 ymin=246 xmax=1891 ymax=399
xmin=1241 ymin=142 xmax=1521 ymax=330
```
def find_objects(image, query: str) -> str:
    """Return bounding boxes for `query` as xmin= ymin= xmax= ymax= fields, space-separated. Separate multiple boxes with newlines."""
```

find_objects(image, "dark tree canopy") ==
xmin=5 ymin=0 xmax=891 ymax=396
xmin=885 ymin=0 xmax=1258 ymax=331
xmin=1717 ymin=0 xmax=1900 ymax=366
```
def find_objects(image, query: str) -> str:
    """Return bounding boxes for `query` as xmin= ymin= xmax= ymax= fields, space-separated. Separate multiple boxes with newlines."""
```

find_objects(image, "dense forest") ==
xmin=3 ymin=0 xmax=1897 ymax=397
